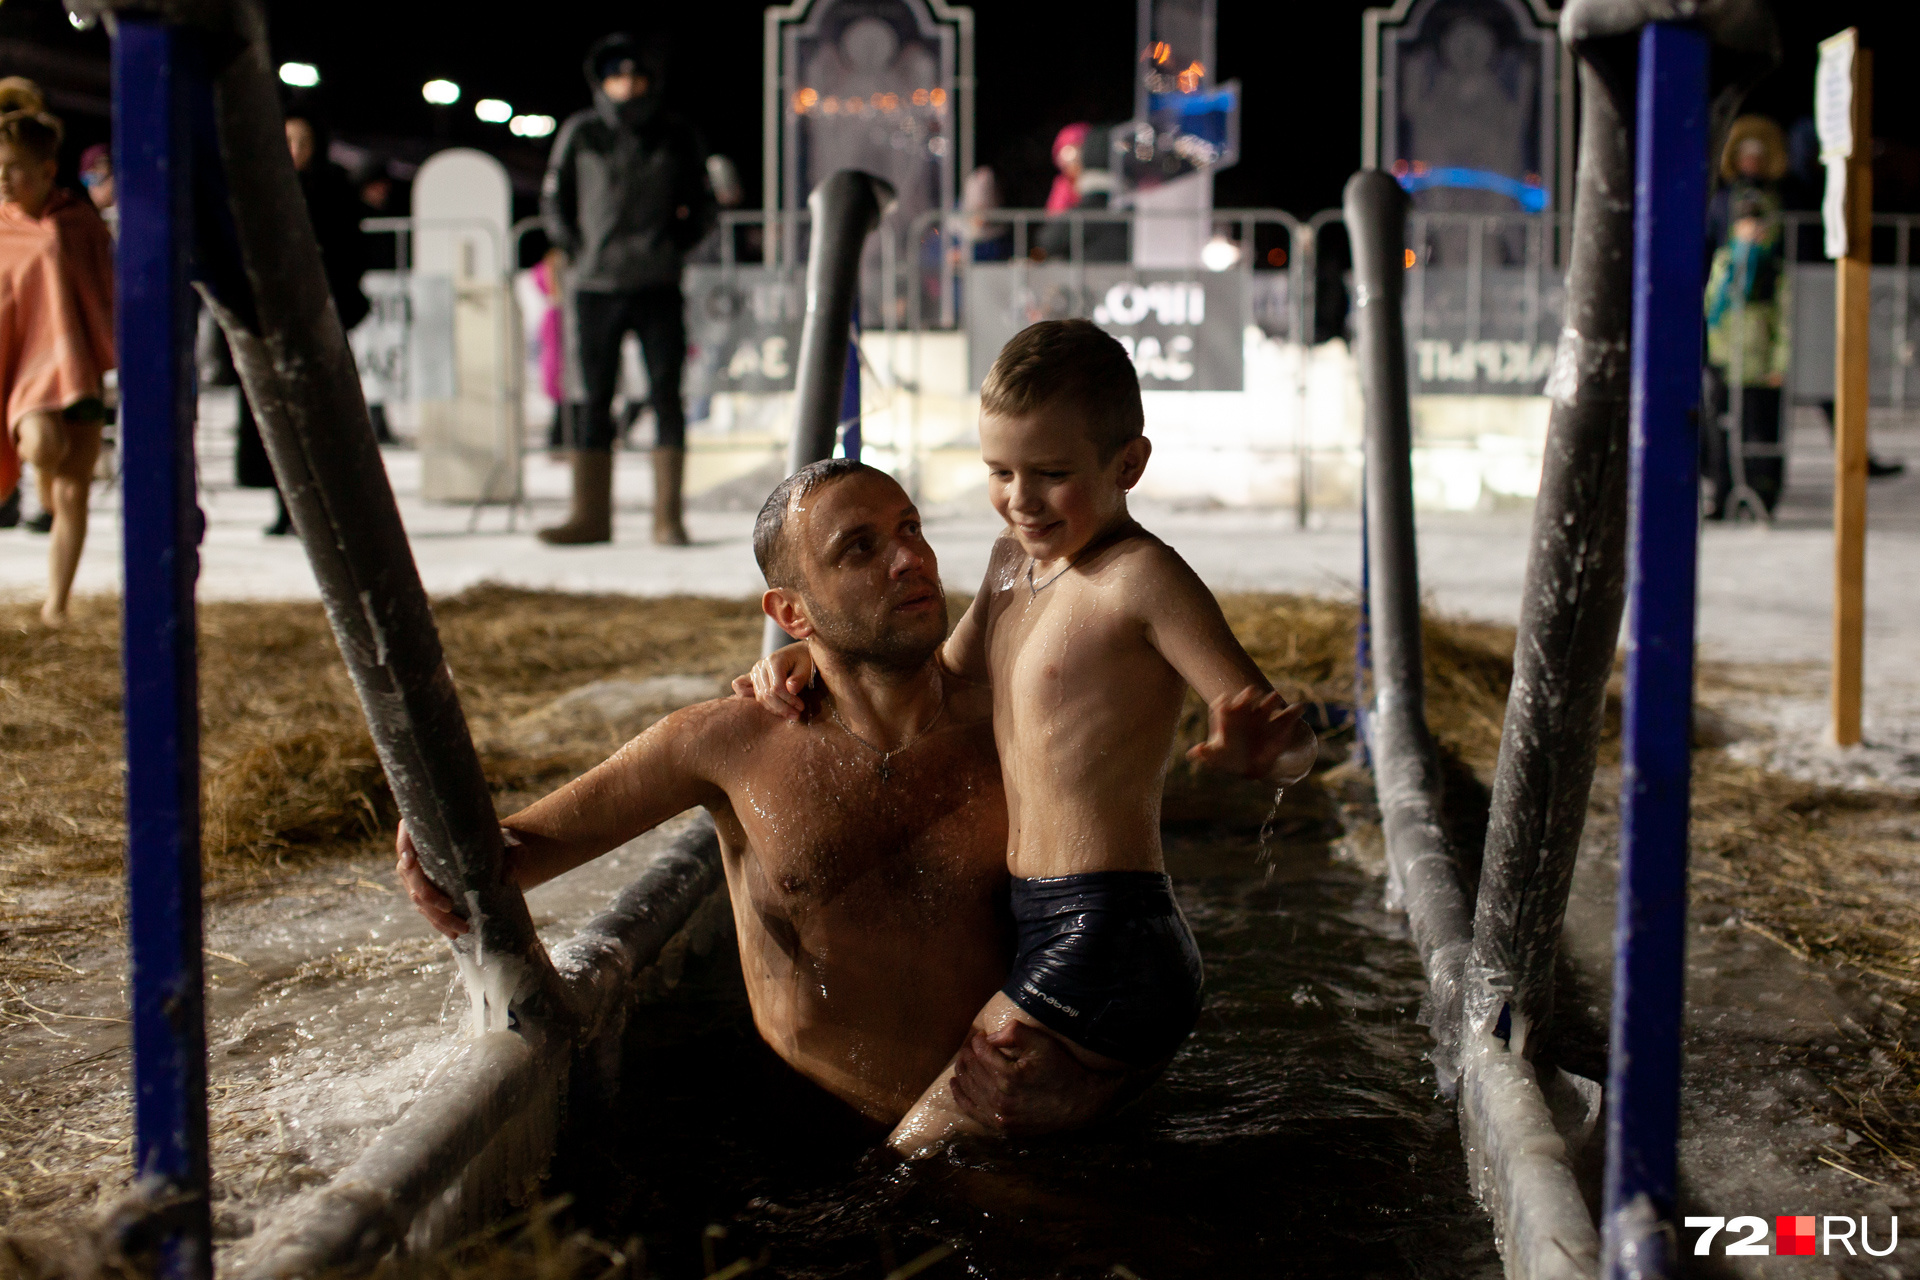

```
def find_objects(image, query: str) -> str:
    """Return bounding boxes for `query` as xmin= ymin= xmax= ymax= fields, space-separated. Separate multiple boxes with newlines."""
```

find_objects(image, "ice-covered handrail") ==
xmin=1345 ymin=3 xmax=1780 ymax=1277
xmin=765 ymin=168 xmax=894 ymax=655
xmin=786 ymin=169 xmax=894 ymax=472
xmin=79 ymin=0 xmax=571 ymax=1026
xmin=74 ymin=2 xmax=741 ymax=1270
xmin=1463 ymin=0 xmax=1781 ymax=1076
xmin=1346 ymin=168 xmax=1600 ymax=1280
xmin=1343 ymin=171 xmax=1476 ymax=1088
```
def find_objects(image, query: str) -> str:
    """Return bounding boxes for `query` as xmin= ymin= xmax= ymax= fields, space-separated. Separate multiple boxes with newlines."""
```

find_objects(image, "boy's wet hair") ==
xmin=753 ymin=458 xmax=885 ymax=589
xmin=980 ymin=318 xmax=1143 ymax=460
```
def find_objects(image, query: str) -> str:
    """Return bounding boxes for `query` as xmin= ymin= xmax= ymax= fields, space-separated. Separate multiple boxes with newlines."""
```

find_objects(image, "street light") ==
xmin=1200 ymin=233 xmax=1241 ymax=272
xmin=278 ymin=62 xmax=320 ymax=88
xmin=422 ymin=79 xmax=461 ymax=106
xmin=475 ymin=99 xmax=512 ymax=124
xmin=509 ymin=114 xmax=557 ymax=139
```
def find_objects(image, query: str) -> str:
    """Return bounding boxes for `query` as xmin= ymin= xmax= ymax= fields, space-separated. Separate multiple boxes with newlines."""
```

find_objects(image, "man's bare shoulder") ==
xmin=634 ymin=693 xmax=794 ymax=771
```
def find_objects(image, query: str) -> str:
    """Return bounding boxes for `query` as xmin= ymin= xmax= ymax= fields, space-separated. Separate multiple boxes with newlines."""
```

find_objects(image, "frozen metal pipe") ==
xmin=1343 ymin=171 xmax=1476 ymax=1086
xmin=1349 ymin=168 xmax=1601 ymax=1280
xmin=839 ymin=300 xmax=864 ymax=461
xmin=1460 ymin=49 xmax=1637 ymax=1063
xmin=786 ymin=170 xmax=893 ymax=473
xmin=1463 ymin=0 xmax=1782 ymax=1070
xmin=766 ymin=169 xmax=894 ymax=656
xmin=125 ymin=0 xmax=567 ymax=1022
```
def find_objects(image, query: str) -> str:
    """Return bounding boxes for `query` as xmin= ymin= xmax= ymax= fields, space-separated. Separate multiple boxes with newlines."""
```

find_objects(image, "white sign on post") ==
xmin=1816 ymin=28 xmax=1856 ymax=261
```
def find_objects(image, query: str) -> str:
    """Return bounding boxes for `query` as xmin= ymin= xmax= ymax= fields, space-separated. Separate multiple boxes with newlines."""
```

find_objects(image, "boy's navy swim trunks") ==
xmin=1001 ymin=870 xmax=1204 ymax=1065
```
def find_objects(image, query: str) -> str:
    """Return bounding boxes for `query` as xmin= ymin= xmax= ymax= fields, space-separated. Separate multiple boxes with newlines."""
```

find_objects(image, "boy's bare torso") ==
xmin=971 ymin=532 xmax=1193 ymax=880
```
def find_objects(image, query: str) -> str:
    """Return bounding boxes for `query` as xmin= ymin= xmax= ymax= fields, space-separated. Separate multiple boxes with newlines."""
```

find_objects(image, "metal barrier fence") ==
xmin=1781 ymin=212 xmax=1919 ymax=412
xmin=349 ymin=205 xmax=1920 ymax=523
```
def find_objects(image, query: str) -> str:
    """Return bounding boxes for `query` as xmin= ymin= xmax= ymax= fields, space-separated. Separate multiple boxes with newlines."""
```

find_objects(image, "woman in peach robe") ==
xmin=0 ymin=99 xmax=115 ymax=626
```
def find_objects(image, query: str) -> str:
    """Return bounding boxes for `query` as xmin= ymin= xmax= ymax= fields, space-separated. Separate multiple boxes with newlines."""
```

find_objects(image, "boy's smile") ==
xmin=980 ymin=406 xmax=1150 ymax=569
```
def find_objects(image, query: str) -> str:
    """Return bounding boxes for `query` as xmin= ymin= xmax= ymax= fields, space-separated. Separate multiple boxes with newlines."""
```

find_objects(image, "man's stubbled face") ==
xmin=787 ymin=473 xmax=947 ymax=672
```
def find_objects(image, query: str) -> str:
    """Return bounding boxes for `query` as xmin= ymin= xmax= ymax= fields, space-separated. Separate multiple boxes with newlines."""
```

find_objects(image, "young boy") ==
xmin=0 ymin=86 xmax=115 ymax=625
xmin=747 ymin=319 xmax=1316 ymax=1155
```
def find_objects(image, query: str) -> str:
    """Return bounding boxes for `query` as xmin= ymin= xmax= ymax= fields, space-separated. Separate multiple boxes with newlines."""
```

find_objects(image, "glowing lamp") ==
xmin=1201 ymin=234 xmax=1241 ymax=273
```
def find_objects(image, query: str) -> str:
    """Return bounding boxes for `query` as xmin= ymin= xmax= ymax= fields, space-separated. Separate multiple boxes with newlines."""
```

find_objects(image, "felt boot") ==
xmin=538 ymin=449 xmax=614 ymax=545
xmin=652 ymin=447 xmax=690 ymax=546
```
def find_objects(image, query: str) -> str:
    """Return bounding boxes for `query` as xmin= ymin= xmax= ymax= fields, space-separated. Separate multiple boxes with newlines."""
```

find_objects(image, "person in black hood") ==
xmin=539 ymin=32 xmax=716 ymax=546
xmin=236 ymin=92 xmax=371 ymax=534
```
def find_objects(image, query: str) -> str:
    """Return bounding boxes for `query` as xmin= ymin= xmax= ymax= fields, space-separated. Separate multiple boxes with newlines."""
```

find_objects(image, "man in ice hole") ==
xmin=399 ymin=459 xmax=1120 ymax=1133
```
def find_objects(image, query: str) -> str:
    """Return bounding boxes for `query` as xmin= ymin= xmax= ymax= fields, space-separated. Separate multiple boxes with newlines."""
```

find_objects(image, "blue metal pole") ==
xmin=1602 ymin=22 xmax=1709 ymax=1280
xmin=115 ymin=20 xmax=213 ymax=1280
xmin=840 ymin=299 xmax=861 ymax=460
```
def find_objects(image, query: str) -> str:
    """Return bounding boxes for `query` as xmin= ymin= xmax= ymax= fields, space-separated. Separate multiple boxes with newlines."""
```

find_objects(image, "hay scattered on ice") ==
xmin=0 ymin=588 xmax=764 ymax=985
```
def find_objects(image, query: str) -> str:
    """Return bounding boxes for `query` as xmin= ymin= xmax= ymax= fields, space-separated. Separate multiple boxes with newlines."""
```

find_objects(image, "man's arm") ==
xmin=500 ymin=703 xmax=734 ymax=886
xmin=949 ymin=1021 xmax=1138 ymax=1134
xmin=397 ymin=702 xmax=735 ymax=936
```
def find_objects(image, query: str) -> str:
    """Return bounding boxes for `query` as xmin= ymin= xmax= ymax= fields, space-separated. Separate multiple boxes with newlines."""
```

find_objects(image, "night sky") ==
xmin=5 ymin=0 xmax=1918 ymax=215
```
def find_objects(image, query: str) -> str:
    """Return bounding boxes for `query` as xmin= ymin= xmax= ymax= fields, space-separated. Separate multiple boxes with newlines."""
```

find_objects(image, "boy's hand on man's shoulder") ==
xmin=733 ymin=643 xmax=814 ymax=722
xmin=1187 ymin=686 xmax=1318 ymax=786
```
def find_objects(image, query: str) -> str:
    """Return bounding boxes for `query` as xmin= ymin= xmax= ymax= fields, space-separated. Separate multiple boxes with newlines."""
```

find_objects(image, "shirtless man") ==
xmin=399 ymin=458 xmax=1113 ymax=1129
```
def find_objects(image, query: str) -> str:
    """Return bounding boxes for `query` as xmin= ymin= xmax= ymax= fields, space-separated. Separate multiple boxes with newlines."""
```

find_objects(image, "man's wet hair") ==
xmin=979 ymin=318 xmax=1143 ymax=460
xmin=753 ymin=458 xmax=885 ymax=589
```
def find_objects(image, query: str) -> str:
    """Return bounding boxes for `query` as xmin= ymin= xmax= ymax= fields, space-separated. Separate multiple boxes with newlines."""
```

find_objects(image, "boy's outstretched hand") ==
xmin=1187 ymin=686 xmax=1318 ymax=785
xmin=730 ymin=642 xmax=815 ymax=722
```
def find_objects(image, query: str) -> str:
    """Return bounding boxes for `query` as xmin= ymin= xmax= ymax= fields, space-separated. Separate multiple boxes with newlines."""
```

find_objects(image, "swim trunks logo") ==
xmin=1022 ymin=983 xmax=1078 ymax=1019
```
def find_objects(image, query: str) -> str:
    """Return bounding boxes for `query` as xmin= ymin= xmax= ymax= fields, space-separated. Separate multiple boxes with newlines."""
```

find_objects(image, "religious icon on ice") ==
xmin=1363 ymin=0 xmax=1569 ymax=236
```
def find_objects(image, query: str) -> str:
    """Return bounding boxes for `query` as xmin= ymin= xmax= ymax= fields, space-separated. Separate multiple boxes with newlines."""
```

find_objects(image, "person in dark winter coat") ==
xmin=539 ymin=31 xmax=716 ymax=546
xmin=235 ymin=94 xmax=369 ymax=535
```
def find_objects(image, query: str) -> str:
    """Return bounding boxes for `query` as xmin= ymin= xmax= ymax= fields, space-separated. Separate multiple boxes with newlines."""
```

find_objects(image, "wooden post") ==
xmin=1827 ymin=33 xmax=1871 ymax=746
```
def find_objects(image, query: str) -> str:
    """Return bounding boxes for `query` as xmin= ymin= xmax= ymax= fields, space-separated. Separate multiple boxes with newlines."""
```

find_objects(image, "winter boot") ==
xmin=538 ymin=449 xmax=614 ymax=545
xmin=652 ymin=447 xmax=690 ymax=546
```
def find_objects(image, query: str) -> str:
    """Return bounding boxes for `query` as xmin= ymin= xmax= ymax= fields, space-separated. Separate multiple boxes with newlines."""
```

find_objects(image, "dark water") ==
xmin=558 ymin=830 xmax=1500 ymax=1280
